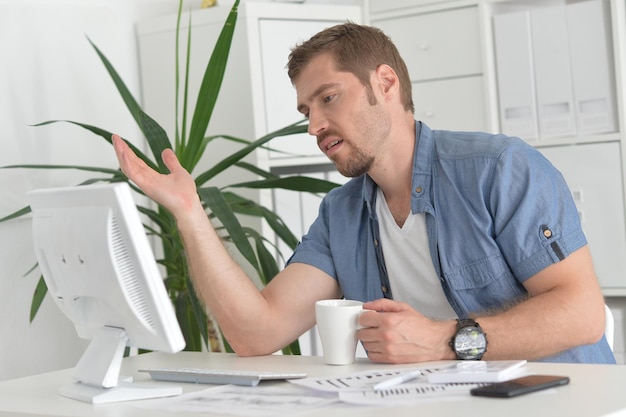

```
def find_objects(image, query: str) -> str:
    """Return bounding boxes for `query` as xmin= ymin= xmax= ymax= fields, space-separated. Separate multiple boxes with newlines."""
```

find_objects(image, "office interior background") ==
xmin=1 ymin=0 xmax=625 ymax=381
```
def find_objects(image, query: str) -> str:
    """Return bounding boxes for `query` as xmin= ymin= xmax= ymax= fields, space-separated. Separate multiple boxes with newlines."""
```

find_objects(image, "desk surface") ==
xmin=1 ymin=351 xmax=625 ymax=417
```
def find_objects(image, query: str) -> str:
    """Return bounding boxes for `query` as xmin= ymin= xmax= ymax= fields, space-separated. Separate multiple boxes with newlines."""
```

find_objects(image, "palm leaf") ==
xmin=200 ymin=134 xmax=292 ymax=158
xmin=86 ymin=38 xmax=172 ymax=171
xmin=234 ymin=161 xmax=279 ymax=180
xmin=175 ymin=291 xmax=204 ymax=351
xmin=0 ymin=206 xmax=31 ymax=222
xmin=245 ymin=227 xmax=280 ymax=284
xmin=29 ymin=276 xmax=48 ymax=322
xmin=2 ymin=164 xmax=121 ymax=176
xmin=31 ymin=120 xmax=159 ymax=172
xmin=223 ymin=191 xmax=299 ymax=250
xmin=194 ymin=121 xmax=308 ymax=186
xmin=284 ymin=339 xmax=301 ymax=355
xmin=182 ymin=0 xmax=241 ymax=171
xmin=197 ymin=186 xmax=259 ymax=271
xmin=185 ymin=274 xmax=211 ymax=351
xmin=231 ymin=176 xmax=340 ymax=194
xmin=175 ymin=1 xmax=192 ymax=149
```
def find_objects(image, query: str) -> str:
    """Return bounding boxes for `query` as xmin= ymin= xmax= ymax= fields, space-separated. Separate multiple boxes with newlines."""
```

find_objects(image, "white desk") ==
xmin=1 ymin=352 xmax=625 ymax=417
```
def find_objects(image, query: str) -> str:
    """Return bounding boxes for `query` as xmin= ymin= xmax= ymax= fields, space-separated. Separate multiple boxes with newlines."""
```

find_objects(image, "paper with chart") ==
xmin=288 ymin=366 xmax=437 ymax=392
xmin=134 ymin=383 xmax=340 ymax=417
xmin=290 ymin=360 xmax=527 ymax=393
xmin=339 ymin=381 xmax=481 ymax=405
xmin=289 ymin=364 xmax=521 ymax=406
xmin=136 ymin=362 xmax=528 ymax=413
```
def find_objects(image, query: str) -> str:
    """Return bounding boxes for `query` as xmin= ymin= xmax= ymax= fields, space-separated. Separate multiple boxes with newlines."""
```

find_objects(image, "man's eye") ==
xmin=323 ymin=95 xmax=334 ymax=104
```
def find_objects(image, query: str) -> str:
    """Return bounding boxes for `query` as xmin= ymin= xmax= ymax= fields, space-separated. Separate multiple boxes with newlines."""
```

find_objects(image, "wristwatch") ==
xmin=450 ymin=318 xmax=487 ymax=360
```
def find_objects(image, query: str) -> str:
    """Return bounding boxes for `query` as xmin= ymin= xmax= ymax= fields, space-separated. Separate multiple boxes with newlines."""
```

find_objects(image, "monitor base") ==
xmin=59 ymin=380 xmax=182 ymax=404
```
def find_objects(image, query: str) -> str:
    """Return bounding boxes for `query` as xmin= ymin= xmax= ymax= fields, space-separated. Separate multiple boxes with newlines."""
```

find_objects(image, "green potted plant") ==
xmin=0 ymin=0 xmax=338 ymax=354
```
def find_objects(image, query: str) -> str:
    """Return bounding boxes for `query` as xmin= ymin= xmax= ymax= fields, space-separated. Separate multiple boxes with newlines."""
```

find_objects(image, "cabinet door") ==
xmin=259 ymin=19 xmax=331 ymax=159
xmin=374 ymin=6 xmax=482 ymax=82
xmin=413 ymin=75 xmax=486 ymax=131
xmin=370 ymin=0 xmax=442 ymax=14
xmin=539 ymin=142 xmax=626 ymax=290
xmin=566 ymin=0 xmax=617 ymax=135
xmin=531 ymin=5 xmax=577 ymax=138
xmin=492 ymin=10 xmax=539 ymax=140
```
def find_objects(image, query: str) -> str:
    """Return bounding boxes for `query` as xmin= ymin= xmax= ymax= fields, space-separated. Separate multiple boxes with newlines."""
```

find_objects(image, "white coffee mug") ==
xmin=315 ymin=299 xmax=363 ymax=365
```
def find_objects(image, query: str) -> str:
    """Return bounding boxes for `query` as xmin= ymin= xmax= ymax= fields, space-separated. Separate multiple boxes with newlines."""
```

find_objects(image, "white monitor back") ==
xmin=28 ymin=182 xmax=185 ymax=403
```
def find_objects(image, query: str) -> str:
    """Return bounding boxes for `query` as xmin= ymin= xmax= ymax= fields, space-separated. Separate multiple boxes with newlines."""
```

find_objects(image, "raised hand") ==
xmin=112 ymin=134 xmax=201 ymax=218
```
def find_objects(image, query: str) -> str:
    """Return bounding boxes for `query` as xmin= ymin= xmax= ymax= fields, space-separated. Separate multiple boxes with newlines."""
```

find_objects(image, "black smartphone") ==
xmin=470 ymin=375 xmax=570 ymax=398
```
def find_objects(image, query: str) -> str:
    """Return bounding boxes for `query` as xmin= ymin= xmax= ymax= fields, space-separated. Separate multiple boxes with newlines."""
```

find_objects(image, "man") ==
xmin=113 ymin=23 xmax=615 ymax=364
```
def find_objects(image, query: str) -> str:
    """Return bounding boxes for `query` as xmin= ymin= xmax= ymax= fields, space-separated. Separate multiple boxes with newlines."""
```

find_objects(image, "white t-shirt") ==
xmin=376 ymin=188 xmax=457 ymax=320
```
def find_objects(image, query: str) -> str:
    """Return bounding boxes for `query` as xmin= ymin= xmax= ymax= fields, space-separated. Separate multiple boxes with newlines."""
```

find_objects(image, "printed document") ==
xmin=136 ymin=362 xmax=529 ymax=414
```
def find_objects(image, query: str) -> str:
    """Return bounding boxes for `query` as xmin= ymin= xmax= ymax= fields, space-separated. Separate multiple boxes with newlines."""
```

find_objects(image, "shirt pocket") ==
xmin=443 ymin=254 xmax=526 ymax=312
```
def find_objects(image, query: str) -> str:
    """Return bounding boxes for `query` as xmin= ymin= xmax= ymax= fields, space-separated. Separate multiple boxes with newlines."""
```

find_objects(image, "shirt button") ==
xmin=382 ymin=286 xmax=388 ymax=293
xmin=374 ymin=239 xmax=379 ymax=246
xmin=543 ymin=229 xmax=553 ymax=238
xmin=415 ymin=186 xmax=423 ymax=193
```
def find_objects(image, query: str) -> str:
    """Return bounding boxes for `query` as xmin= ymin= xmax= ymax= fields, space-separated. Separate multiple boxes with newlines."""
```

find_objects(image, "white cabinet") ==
xmin=369 ymin=0 xmax=446 ymax=14
xmin=370 ymin=3 xmax=489 ymax=132
xmin=566 ymin=0 xmax=618 ymax=135
xmin=412 ymin=75 xmax=486 ymax=131
xmin=376 ymin=6 xmax=482 ymax=81
xmin=258 ymin=19 xmax=328 ymax=160
xmin=492 ymin=10 xmax=539 ymax=139
xmin=540 ymin=142 xmax=626 ymax=290
xmin=492 ymin=0 xmax=617 ymax=140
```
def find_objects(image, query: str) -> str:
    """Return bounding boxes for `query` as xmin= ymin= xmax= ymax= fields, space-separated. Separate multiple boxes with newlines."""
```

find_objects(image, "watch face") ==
xmin=454 ymin=326 xmax=487 ymax=360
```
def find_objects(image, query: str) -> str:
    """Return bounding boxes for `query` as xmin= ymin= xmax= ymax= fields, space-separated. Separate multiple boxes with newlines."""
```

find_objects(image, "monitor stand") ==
xmin=59 ymin=327 xmax=182 ymax=404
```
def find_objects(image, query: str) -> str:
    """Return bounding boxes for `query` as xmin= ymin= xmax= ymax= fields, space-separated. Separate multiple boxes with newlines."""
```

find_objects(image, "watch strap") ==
xmin=456 ymin=318 xmax=481 ymax=331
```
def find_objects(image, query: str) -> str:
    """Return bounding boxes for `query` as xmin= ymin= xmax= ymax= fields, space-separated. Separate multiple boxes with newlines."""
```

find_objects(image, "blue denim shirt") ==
xmin=288 ymin=122 xmax=615 ymax=364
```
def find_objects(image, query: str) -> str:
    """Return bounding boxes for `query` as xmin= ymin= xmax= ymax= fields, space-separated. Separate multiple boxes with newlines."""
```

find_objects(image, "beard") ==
xmin=330 ymin=146 xmax=374 ymax=178
xmin=319 ymin=129 xmax=374 ymax=177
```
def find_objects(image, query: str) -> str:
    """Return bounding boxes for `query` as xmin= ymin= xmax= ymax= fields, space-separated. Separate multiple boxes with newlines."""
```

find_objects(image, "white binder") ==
xmin=566 ymin=0 xmax=617 ymax=135
xmin=493 ymin=11 xmax=538 ymax=140
xmin=530 ymin=5 xmax=576 ymax=138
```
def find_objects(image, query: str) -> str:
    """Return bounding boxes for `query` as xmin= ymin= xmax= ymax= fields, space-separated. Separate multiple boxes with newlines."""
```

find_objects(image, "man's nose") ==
xmin=307 ymin=110 xmax=328 ymax=136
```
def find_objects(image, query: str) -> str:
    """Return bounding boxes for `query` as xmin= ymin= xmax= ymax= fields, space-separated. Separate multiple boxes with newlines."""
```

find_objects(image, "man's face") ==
xmin=294 ymin=53 xmax=391 ymax=178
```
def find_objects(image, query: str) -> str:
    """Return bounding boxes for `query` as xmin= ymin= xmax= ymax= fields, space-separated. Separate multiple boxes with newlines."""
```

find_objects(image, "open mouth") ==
xmin=326 ymin=139 xmax=343 ymax=152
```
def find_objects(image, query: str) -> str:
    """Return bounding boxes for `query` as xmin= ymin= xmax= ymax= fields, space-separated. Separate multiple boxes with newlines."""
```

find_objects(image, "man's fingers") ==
xmin=161 ymin=148 xmax=183 ymax=174
xmin=112 ymin=134 xmax=134 ymax=172
xmin=363 ymin=298 xmax=407 ymax=313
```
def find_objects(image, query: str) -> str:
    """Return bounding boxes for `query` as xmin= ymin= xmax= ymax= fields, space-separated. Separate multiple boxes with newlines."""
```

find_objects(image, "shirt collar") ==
xmin=361 ymin=120 xmax=428 ymax=216
xmin=411 ymin=121 xmax=434 ymax=214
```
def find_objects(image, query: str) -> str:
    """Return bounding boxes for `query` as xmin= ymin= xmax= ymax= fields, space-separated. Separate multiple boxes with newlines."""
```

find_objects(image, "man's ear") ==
xmin=375 ymin=64 xmax=400 ymax=99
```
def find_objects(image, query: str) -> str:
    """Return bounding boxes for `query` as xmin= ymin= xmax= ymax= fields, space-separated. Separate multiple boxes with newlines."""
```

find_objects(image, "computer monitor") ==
xmin=28 ymin=182 xmax=186 ymax=404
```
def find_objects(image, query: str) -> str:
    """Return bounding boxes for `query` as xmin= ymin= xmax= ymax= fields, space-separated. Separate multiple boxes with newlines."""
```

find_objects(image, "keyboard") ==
xmin=139 ymin=368 xmax=307 ymax=387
